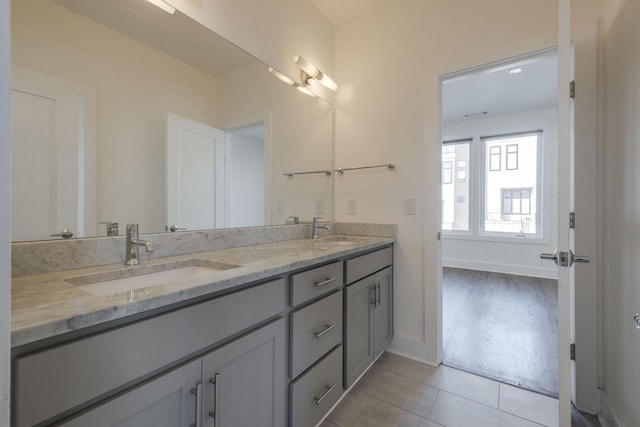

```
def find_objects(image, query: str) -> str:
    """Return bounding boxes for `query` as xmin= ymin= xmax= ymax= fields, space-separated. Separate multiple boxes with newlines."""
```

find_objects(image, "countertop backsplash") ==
xmin=11 ymin=223 xmax=397 ymax=277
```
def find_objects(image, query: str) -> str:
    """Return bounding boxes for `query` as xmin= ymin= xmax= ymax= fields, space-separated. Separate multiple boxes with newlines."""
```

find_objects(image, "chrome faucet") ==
xmin=312 ymin=217 xmax=330 ymax=240
xmin=126 ymin=224 xmax=153 ymax=266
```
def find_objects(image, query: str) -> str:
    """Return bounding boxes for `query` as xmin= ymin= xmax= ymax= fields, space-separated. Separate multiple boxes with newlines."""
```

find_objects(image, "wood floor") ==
xmin=442 ymin=267 xmax=559 ymax=397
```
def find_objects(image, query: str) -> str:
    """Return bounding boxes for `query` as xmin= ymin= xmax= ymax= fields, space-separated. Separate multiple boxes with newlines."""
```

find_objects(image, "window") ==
xmin=489 ymin=146 xmax=501 ymax=171
xmin=506 ymin=144 xmax=519 ymax=170
xmin=502 ymin=188 xmax=532 ymax=215
xmin=443 ymin=161 xmax=453 ymax=184
xmin=441 ymin=140 xmax=471 ymax=232
xmin=442 ymin=131 xmax=542 ymax=238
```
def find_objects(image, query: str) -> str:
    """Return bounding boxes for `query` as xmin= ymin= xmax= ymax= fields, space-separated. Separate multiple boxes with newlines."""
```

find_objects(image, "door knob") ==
xmin=540 ymin=249 xmax=590 ymax=267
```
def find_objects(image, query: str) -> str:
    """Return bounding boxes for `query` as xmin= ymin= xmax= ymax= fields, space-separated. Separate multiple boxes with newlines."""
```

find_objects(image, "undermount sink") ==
xmin=64 ymin=259 xmax=240 ymax=297
xmin=316 ymin=236 xmax=362 ymax=246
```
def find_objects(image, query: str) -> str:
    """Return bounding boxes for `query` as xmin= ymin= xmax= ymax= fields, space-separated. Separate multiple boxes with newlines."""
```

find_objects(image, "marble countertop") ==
xmin=12 ymin=235 xmax=394 ymax=347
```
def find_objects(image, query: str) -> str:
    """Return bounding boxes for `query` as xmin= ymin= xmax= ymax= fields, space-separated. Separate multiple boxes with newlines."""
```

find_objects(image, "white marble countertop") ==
xmin=12 ymin=235 xmax=394 ymax=347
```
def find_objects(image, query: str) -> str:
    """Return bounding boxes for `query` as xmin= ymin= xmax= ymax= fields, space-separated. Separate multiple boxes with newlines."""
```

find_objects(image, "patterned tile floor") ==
xmin=321 ymin=352 xmax=600 ymax=427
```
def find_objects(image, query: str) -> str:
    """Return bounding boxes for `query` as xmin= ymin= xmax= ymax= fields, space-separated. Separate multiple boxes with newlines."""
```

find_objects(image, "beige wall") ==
xmin=334 ymin=0 xmax=561 ymax=362
xmin=170 ymin=0 xmax=334 ymax=97
xmin=12 ymin=0 xmax=219 ymax=234
xmin=0 ymin=0 xmax=10 ymax=422
xmin=602 ymin=0 xmax=640 ymax=424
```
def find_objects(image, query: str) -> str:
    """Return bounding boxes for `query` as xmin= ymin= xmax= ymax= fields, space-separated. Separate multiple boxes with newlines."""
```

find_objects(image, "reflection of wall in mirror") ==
xmin=12 ymin=0 xmax=218 ymax=237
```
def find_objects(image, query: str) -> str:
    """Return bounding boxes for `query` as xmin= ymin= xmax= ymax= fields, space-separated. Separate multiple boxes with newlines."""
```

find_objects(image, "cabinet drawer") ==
xmin=13 ymin=278 xmax=286 ymax=427
xmin=290 ymin=345 xmax=343 ymax=427
xmin=291 ymin=261 xmax=343 ymax=306
xmin=345 ymin=246 xmax=392 ymax=284
xmin=290 ymin=290 xmax=342 ymax=379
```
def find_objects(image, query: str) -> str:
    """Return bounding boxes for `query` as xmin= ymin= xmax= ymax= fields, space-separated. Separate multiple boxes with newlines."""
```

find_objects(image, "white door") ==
xmin=544 ymin=1 xmax=589 ymax=425
xmin=166 ymin=113 xmax=225 ymax=231
xmin=10 ymin=65 xmax=96 ymax=241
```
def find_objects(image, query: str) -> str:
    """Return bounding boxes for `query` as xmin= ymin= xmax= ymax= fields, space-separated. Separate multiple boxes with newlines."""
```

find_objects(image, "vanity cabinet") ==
xmin=344 ymin=248 xmax=393 ymax=389
xmin=60 ymin=319 xmax=285 ymax=427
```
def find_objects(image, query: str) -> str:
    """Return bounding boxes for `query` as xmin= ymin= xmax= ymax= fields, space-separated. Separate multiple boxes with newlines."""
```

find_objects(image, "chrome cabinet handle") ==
xmin=376 ymin=283 xmax=381 ymax=307
xmin=370 ymin=284 xmax=377 ymax=306
xmin=314 ymin=384 xmax=336 ymax=405
xmin=314 ymin=277 xmax=337 ymax=287
xmin=208 ymin=373 xmax=220 ymax=426
xmin=314 ymin=323 xmax=336 ymax=338
xmin=50 ymin=229 xmax=74 ymax=239
xmin=190 ymin=382 xmax=202 ymax=427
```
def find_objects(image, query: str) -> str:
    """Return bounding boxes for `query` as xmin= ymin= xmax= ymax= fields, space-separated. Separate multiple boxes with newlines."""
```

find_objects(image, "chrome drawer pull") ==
xmin=314 ymin=383 xmax=336 ymax=405
xmin=313 ymin=323 xmax=337 ymax=338
xmin=314 ymin=277 xmax=337 ymax=287
xmin=208 ymin=373 xmax=220 ymax=426
xmin=190 ymin=382 xmax=202 ymax=427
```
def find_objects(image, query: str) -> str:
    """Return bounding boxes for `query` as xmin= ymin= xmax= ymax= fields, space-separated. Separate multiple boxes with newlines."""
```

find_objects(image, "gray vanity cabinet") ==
xmin=202 ymin=318 xmax=286 ymax=427
xmin=59 ymin=360 xmax=201 ymax=427
xmin=344 ymin=247 xmax=393 ymax=389
xmin=60 ymin=319 xmax=285 ymax=427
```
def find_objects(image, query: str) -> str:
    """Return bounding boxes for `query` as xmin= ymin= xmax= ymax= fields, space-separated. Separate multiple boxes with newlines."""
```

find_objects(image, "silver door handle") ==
xmin=314 ymin=277 xmax=337 ymax=287
xmin=190 ymin=382 xmax=202 ymax=427
xmin=314 ymin=323 xmax=336 ymax=338
xmin=50 ymin=229 xmax=74 ymax=239
xmin=540 ymin=249 xmax=591 ymax=267
xmin=314 ymin=383 xmax=336 ymax=405
xmin=208 ymin=373 xmax=220 ymax=426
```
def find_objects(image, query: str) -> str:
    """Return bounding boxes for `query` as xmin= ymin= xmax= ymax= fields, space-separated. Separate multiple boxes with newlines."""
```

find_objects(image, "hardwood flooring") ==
xmin=442 ymin=267 xmax=559 ymax=397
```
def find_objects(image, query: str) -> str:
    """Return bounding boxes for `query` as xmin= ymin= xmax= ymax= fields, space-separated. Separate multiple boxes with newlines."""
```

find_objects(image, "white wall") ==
xmin=0 ymin=0 xmax=10 ymax=422
xmin=601 ymin=0 xmax=640 ymax=424
xmin=170 ymin=0 xmax=334 ymax=97
xmin=442 ymin=107 xmax=558 ymax=279
xmin=334 ymin=0 xmax=602 ymax=365
xmin=227 ymin=133 xmax=265 ymax=227
xmin=12 ymin=0 xmax=219 ymax=234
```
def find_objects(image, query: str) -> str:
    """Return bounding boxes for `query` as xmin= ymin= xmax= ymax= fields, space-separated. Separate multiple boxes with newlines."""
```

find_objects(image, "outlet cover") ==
xmin=316 ymin=200 xmax=324 ymax=215
xmin=404 ymin=198 xmax=416 ymax=215
xmin=276 ymin=201 xmax=284 ymax=214
xmin=347 ymin=200 xmax=357 ymax=215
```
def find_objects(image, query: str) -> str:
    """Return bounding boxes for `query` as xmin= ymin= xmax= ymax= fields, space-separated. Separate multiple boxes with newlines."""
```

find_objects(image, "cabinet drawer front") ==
xmin=290 ymin=290 xmax=343 ymax=379
xmin=290 ymin=345 xmax=343 ymax=427
xmin=345 ymin=246 xmax=392 ymax=284
xmin=291 ymin=261 xmax=343 ymax=306
xmin=13 ymin=278 xmax=286 ymax=427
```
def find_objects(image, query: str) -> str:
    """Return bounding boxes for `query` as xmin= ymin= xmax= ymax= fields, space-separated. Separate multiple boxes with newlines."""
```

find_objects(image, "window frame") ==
xmin=441 ymin=139 xmax=472 ymax=235
xmin=489 ymin=145 xmax=501 ymax=171
xmin=506 ymin=144 xmax=519 ymax=170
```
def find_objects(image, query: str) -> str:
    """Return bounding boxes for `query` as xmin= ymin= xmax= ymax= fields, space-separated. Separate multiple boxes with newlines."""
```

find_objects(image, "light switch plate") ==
xmin=404 ymin=198 xmax=416 ymax=215
xmin=276 ymin=201 xmax=284 ymax=214
xmin=347 ymin=200 xmax=357 ymax=215
xmin=315 ymin=200 xmax=324 ymax=215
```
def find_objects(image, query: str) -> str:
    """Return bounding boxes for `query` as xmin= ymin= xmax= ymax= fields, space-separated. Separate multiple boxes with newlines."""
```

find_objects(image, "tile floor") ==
xmin=322 ymin=352 xmax=597 ymax=427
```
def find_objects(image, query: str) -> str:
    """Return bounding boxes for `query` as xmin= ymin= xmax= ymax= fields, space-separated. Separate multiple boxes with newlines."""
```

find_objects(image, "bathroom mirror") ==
xmin=10 ymin=0 xmax=333 ymax=242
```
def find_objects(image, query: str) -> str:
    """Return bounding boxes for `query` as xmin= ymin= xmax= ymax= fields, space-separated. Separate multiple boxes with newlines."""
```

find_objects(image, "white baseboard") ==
xmin=443 ymin=257 xmax=558 ymax=279
xmin=598 ymin=391 xmax=620 ymax=427
xmin=387 ymin=334 xmax=440 ymax=366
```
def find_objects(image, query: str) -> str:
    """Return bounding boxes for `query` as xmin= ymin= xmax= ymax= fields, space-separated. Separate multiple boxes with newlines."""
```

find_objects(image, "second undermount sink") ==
xmin=316 ymin=236 xmax=362 ymax=246
xmin=64 ymin=259 xmax=240 ymax=297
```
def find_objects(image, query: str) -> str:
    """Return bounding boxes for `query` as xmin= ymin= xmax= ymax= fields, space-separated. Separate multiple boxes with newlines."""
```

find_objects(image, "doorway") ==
xmin=439 ymin=50 xmax=559 ymax=397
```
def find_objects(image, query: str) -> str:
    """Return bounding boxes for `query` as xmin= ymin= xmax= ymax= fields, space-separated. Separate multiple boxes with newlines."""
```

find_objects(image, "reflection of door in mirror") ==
xmin=11 ymin=66 xmax=96 ymax=241
xmin=166 ymin=113 xmax=225 ymax=232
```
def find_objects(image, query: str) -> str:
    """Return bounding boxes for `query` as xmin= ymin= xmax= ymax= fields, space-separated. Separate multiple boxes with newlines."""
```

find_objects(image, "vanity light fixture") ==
xmin=293 ymin=54 xmax=338 ymax=92
xmin=146 ymin=0 xmax=176 ymax=15
xmin=268 ymin=67 xmax=316 ymax=97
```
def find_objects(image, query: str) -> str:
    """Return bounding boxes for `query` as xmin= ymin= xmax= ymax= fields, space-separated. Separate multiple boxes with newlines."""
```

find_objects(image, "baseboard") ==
xmin=598 ymin=391 xmax=620 ymax=427
xmin=443 ymin=257 xmax=558 ymax=279
xmin=387 ymin=334 xmax=439 ymax=366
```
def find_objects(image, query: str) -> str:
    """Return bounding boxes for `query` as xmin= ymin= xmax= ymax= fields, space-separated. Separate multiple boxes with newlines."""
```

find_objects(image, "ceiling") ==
xmin=442 ymin=54 xmax=558 ymax=124
xmin=312 ymin=0 xmax=395 ymax=25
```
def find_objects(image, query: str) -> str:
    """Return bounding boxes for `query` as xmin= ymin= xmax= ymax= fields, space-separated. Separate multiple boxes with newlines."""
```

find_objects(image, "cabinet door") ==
xmin=344 ymin=277 xmax=374 ymax=389
xmin=60 ymin=360 xmax=201 ymax=427
xmin=373 ymin=267 xmax=393 ymax=357
xmin=202 ymin=319 xmax=285 ymax=427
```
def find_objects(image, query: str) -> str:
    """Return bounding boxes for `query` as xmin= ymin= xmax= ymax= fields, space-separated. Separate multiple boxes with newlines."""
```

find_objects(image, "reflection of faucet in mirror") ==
xmin=126 ymin=224 xmax=153 ymax=266
xmin=312 ymin=217 xmax=330 ymax=240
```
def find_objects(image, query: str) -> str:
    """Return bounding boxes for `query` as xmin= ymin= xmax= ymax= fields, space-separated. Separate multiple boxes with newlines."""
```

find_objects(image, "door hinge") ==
xmin=569 ymin=212 xmax=575 ymax=229
xmin=570 ymin=343 xmax=576 ymax=361
xmin=570 ymin=80 xmax=576 ymax=99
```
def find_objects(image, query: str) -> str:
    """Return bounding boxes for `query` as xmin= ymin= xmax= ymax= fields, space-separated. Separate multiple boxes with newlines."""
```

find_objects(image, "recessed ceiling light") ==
xmin=509 ymin=67 xmax=523 ymax=74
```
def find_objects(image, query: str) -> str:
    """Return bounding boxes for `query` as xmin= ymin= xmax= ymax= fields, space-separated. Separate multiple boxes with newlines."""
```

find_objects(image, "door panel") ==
xmin=373 ymin=267 xmax=393 ymax=357
xmin=166 ymin=113 xmax=225 ymax=231
xmin=344 ymin=277 xmax=374 ymax=388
